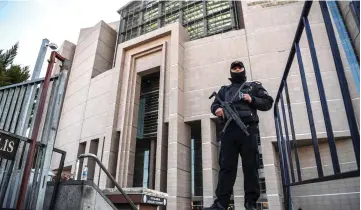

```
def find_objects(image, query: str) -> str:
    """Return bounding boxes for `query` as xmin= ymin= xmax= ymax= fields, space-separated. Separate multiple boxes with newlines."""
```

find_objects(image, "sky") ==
xmin=0 ymin=0 xmax=129 ymax=77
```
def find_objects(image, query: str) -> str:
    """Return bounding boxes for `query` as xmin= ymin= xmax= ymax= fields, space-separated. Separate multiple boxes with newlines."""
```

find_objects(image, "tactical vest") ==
xmin=224 ymin=81 xmax=259 ymax=124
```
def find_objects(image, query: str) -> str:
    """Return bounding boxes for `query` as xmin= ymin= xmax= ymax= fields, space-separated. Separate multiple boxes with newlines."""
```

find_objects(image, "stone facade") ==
xmin=52 ymin=1 xmax=359 ymax=210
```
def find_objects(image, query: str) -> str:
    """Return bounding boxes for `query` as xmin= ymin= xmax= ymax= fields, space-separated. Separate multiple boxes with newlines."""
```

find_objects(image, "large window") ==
xmin=259 ymin=178 xmax=267 ymax=194
xmin=134 ymin=72 xmax=160 ymax=188
xmin=133 ymin=140 xmax=150 ymax=188
xmin=259 ymin=153 xmax=264 ymax=169
xmin=118 ymin=0 xmax=242 ymax=43
xmin=137 ymin=73 xmax=160 ymax=139
xmin=183 ymin=3 xmax=203 ymax=23
xmin=191 ymin=137 xmax=203 ymax=196
xmin=190 ymin=121 xmax=203 ymax=209
xmin=191 ymin=200 xmax=203 ymax=210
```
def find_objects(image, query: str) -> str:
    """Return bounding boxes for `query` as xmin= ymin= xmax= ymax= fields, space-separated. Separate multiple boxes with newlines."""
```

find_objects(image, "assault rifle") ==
xmin=209 ymin=91 xmax=250 ymax=138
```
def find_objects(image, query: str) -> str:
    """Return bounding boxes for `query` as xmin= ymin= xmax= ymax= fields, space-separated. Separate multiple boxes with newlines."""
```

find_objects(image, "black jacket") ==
xmin=211 ymin=79 xmax=274 ymax=124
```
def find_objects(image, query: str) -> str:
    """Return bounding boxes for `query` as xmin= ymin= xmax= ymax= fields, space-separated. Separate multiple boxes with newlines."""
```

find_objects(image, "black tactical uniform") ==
xmin=204 ymin=61 xmax=274 ymax=210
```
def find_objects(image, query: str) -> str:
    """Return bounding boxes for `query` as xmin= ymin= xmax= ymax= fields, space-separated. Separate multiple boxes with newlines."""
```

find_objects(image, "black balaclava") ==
xmin=230 ymin=61 xmax=246 ymax=84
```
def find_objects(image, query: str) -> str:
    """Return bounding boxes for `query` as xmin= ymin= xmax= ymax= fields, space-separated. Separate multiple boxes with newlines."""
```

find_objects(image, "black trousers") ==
xmin=215 ymin=123 xmax=260 ymax=208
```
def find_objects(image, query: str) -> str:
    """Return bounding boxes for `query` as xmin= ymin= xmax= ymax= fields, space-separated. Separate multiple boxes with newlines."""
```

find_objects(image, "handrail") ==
xmin=272 ymin=1 xmax=313 ymax=111
xmin=0 ymin=74 xmax=60 ymax=91
xmin=273 ymin=1 xmax=360 ymax=210
xmin=272 ymin=3 xmax=314 ymax=208
xmin=75 ymin=153 xmax=138 ymax=210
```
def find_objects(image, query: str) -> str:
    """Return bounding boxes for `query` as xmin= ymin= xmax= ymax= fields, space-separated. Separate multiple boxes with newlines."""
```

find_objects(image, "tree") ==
xmin=0 ymin=42 xmax=30 ymax=87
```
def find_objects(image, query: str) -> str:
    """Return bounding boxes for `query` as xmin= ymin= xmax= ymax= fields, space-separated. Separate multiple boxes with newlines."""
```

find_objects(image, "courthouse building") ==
xmin=52 ymin=1 xmax=360 ymax=209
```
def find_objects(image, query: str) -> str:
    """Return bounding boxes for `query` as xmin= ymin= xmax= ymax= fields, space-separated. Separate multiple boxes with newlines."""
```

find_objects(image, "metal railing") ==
xmin=0 ymin=130 xmax=66 ymax=210
xmin=75 ymin=153 xmax=138 ymax=210
xmin=49 ymin=148 xmax=66 ymax=210
xmin=273 ymin=1 xmax=360 ymax=210
xmin=0 ymin=74 xmax=57 ymax=209
xmin=16 ymin=51 xmax=67 ymax=210
xmin=0 ymin=51 xmax=69 ymax=209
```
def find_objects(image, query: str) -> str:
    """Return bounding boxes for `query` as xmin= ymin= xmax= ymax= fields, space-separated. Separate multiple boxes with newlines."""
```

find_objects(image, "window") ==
xmin=118 ymin=0 xmax=241 ymax=43
xmin=143 ymin=6 xmax=158 ymax=22
xmin=207 ymin=1 xmax=229 ymax=15
xmin=207 ymin=12 xmax=232 ymax=35
xmin=162 ymin=12 xmax=179 ymax=26
xmin=143 ymin=150 xmax=150 ymax=187
xmin=259 ymin=153 xmax=264 ymax=169
xmin=191 ymin=121 xmax=203 ymax=209
xmin=164 ymin=1 xmax=180 ymax=13
xmin=125 ymin=13 xmax=140 ymax=30
xmin=142 ymin=19 xmax=158 ymax=34
xmin=186 ymin=21 xmax=205 ymax=40
xmin=138 ymin=73 xmax=160 ymax=139
xmin=125 ymin=28 xmax=138 ymax=42
xmin=191 ymin=200 xmax=203 ymax=210
xmin=259 ymin=178 xmax=267 ymax=194
xmin=191 ymin=137 xmax=203 ymax=196
xmin=183 ymin=3 xmax=203 ymax=24
xmin=137 ymin=98 xmax=146 ymax=139
xmin=144 ymin=0 xmax=157 ymax=9
xmin=125 ymin=1 xmax=141 ymax=15
xmin=133 ymin=140 xmax=150 ymax=188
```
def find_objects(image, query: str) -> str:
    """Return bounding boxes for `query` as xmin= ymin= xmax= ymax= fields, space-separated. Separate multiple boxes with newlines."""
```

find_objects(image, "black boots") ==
xmin=245 ymin=202 xmax=256 ymax=210
xmin=203 ymin=202 xmax=226 ymax=210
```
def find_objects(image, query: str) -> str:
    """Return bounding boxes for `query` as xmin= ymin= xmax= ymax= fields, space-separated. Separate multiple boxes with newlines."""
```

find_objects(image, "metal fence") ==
xmin=0 ymin=52 xmax=69 ymax=209
xmin=0 ymin=131 xmax=66 ymax=209
xmin=273 ymin=1 xmax=360 ymax=210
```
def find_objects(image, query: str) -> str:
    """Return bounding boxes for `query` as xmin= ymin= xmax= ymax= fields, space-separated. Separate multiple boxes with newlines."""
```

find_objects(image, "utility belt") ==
xmin=217 ymin=121 xmax=258 ymax=142
xmin=224 ymin=120 xmax=258 ymax=130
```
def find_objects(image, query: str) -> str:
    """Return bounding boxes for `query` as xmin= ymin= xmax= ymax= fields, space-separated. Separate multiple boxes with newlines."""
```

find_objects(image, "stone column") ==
xmin=155 ymin=42 xmax=168 ymax=193
xmin=265 ymin=166 xmax=283 ymax=210
xmin=100 ymin=129 xmax=120 ymax=188
xmin=262 ymin=138 xmax=283 ymax=210
xmin=166 ymin=24 xmax=191 ymax=210
xmin=123 ymin=76 xmax=141 ymax=187
xmin=167 ymin=116 xmax=191 ymax=210
xmin=234 ymin=156 xmax=245 ymax=210
xmin=201 ymin=118 xmax=219 ymax=207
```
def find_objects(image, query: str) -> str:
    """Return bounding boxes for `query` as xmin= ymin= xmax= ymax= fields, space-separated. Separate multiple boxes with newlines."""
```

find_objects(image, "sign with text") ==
xmin=142 ymin=195 xmax=167 ymax=206
xmin=0 ymin=131 xmax=20 ymax=160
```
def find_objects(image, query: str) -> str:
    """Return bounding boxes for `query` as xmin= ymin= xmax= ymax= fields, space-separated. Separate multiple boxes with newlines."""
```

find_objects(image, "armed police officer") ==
xmin=204 ymin=61 xmax=274 ymax=210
